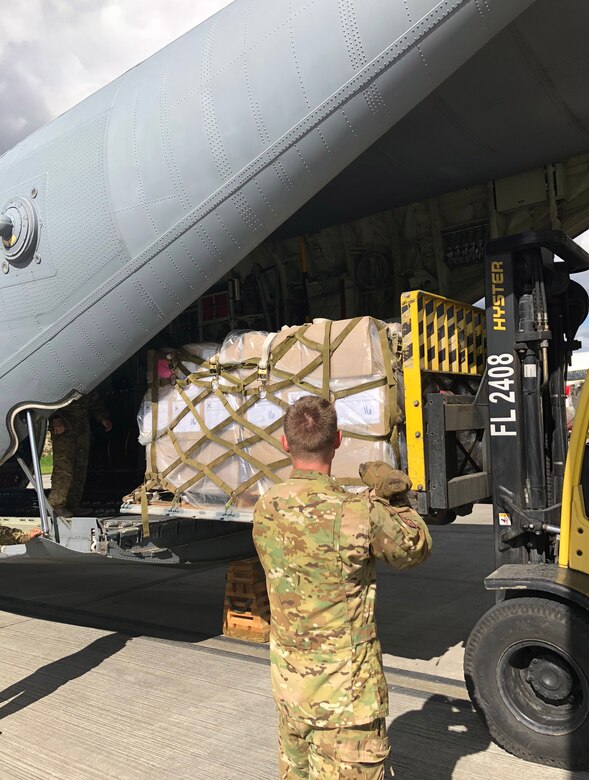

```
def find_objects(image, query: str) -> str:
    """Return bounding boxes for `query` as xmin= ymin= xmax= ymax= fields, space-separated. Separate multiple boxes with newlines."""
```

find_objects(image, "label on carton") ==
xmin=204 ymin=396 xmax=232 ymax=429
xmin=172 ymin=399 xmax=200 ymax=432
xmin=142 ymin=400 xmax=173 ymax=435
xmin=335 ymin=390 xmax=381 ymax=427
xmin=247 ymin=399 xmax=283 ymax=428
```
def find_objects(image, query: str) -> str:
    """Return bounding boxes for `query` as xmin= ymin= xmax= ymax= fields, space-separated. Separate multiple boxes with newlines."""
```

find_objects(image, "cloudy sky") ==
xmin=572 ymin=234 xmax=589 ymax=359
xmin=2 ymin=0 xmax=589 ymax=353
xmin=0 ymin=1 xmax=233 ymax=152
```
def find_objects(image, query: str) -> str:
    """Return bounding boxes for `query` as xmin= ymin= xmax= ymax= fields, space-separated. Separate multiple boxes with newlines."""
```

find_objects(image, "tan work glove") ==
xmin=359 ymin=461 xmax=411 ymax=502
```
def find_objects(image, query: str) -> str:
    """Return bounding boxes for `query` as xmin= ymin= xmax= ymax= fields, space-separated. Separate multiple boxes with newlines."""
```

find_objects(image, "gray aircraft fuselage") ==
xmin=0 ymin=0 xmax=554 ymax=463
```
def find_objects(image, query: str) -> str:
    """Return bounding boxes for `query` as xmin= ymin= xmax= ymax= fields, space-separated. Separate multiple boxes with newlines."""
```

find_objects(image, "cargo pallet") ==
xmin=120 ymin=498 xmax=255 ymax=524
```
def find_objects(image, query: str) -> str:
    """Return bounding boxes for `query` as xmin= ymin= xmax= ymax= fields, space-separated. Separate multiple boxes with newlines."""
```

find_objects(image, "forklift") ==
xmin=402 ymin=230 xmax=589 ymax=769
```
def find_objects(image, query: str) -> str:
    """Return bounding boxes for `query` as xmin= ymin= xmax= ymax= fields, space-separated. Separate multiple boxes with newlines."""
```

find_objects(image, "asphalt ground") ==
xmin=0 ymin=506 xmax=585 ymax=778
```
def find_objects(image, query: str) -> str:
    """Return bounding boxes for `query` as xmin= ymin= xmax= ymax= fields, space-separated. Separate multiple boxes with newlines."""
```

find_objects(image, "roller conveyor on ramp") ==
xmin=0 ymin=507 xmax=584 ymax=779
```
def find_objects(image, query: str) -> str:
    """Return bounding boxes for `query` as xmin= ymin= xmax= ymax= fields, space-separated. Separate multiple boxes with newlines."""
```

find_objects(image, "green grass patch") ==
xmin=40 ymin=454 xmax=53 ymax=475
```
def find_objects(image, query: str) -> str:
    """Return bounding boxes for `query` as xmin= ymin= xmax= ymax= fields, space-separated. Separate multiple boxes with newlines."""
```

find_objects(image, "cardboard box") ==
xmin=138 ymin=382 xmax=218 ymax=445
xmin=270 ymin=317 xmax=386 ymax=387
xmin=333 ymin=384 xmax=390 ymax=437
xmin=147 ymin=389 xmax=244 ymax=504
xmin=271 ymin=385 xmax=391 ymax=437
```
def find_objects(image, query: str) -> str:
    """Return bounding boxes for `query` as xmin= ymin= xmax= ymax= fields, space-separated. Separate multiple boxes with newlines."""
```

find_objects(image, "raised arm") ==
xmin=360 ymin=461 xmax=432 ymax=569
xmin=368 ymin=496 xmax=431 ymax=569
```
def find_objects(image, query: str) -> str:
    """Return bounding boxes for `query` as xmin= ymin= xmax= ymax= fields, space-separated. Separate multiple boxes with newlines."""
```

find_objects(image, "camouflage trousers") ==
xmin=278 ymin=711 xmax=390 ymax=779
xmin=48 ymin=420 xmax=90 ymax=511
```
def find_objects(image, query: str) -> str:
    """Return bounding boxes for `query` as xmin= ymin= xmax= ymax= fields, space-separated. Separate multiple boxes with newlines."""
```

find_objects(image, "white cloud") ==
xmin=0 ymin=0 xmax=233 ymax=153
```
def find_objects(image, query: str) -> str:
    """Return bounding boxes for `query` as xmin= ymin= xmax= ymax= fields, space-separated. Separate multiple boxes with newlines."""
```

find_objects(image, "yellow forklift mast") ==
xmin=560 ymin=371 xmax=589 ymax=573
xmin=402 ymin=230 xmax=589 ymax=770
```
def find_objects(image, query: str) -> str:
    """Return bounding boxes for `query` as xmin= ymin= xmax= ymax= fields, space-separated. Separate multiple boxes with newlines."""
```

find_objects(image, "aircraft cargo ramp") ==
xmin=0 ymin=507 xmax=585 ymax=779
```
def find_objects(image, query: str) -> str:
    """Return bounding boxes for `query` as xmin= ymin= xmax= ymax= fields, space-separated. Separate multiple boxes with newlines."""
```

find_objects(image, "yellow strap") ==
xmin=215 ymin=389 xmax=286 ymax=454
xmin=378 ymin=326 xmax=401 ymax=463
xmin=208 ymin=390 xmax=288 ymax=484
xmin=231 ymin=457 xmax=291 ymax=497
xmin=173 ymin=385 xmax=285 ymax=490
xmin=342 ymin=430 xmax=391 ymax=442
xmin=149 ymin=353 xmax=159 ymax=476
xmin=322 ymin=320 xmax=332 ymax=398
xmin=164 ymin=386 xmax=209 ymax=433
xmin=173 ymin=348 xmax=213 ymax=373
xmin=155 ymin=385 xmax=236 ymax=483
xmin=167 ymin=428 xmax=235 ymax=496
xmin=331 ymin=377 xmax=386 ymax=399
xmin=269 ymin=324 xmax=311 ymax=362
xmin=269 ymin=317 xmax=362 ymax=396
xmin=379 ymin=326 xmax=394 ymax=433
xmin=157 ymin=424 xmax=232 ymax=482
xmin=333 ymin=477 xmax=364 ymax=486
xmin=140 ymin=484 xmax=150 ymax=539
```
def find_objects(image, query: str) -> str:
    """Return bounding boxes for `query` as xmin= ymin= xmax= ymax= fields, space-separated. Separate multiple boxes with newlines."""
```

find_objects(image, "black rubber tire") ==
xmin=464 ymin=596 xmax=589 ymax=770
xmin=423 ymin=509 xmax=456 ymax=526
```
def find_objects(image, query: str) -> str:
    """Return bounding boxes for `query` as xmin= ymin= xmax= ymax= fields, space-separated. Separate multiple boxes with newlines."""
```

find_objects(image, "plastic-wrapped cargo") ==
xmin=218 ymin=330 xmax=272 ymax=367
xmin=218 ymin=331 xmax=290 ymax=505
xmin=240 ymin=316 xmax=402 ymax=504
xmin=145 ymin=392 xmax=243 ymax=504
xmin=135 ymin=317 xmax=402 ymax=512
xmin=138 ymin=343 xmax=245 ymax=504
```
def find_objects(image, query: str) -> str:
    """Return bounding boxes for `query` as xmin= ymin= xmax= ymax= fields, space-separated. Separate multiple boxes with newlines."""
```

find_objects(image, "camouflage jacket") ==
xmin=50 ymin=390 xmax=108 ymax=433
xmin=252 ymin=469 xmax=432 ymax=728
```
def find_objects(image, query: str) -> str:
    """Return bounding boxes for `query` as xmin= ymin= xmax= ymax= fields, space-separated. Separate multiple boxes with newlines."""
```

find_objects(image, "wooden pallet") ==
xmin=223 ymin=557 xmax=270 ymax=643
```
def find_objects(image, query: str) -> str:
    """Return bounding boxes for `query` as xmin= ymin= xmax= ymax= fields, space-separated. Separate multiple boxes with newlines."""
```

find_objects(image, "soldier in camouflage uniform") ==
xmin=253 ymin=396 xmax=432 ymax=779
xmin=48 ymin=391 xmax=112 ymax=517
xmin=0 ymin=526 xmax=42 ymax=545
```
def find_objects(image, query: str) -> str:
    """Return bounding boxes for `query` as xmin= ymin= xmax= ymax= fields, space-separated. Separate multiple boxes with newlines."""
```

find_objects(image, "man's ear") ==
xmin=281 ymin=433 xmax=291 ymax=453
xmin=334 ymin=430 xmax=343 ymax=450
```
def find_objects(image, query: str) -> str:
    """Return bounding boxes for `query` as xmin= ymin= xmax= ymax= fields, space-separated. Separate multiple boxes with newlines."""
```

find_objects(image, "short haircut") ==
xmin=283 ymin=396 xmax=338 ymax=461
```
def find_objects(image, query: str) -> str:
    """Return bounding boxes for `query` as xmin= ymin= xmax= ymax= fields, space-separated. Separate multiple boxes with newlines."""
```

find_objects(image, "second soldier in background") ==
xmin=49 ymin=391 xmax=112 ymax=518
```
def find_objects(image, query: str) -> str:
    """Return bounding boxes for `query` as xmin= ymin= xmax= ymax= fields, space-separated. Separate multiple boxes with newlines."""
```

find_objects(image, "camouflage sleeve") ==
xmin=367 ymin=496 xmax=432 ymax=569
xmin=0 ymin=526 xmax=29 ymax=545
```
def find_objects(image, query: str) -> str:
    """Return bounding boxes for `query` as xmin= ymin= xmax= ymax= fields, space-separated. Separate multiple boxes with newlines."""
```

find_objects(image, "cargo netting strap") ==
xmin=135 ymin=318 xmax=402 ymax=509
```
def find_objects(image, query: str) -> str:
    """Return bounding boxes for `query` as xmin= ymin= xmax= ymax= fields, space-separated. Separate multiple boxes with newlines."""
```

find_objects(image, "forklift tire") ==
xmin=423 ymin=509 xmax=456 ymax=526
xmin=464 ymin=596 xmax=589 ymax=770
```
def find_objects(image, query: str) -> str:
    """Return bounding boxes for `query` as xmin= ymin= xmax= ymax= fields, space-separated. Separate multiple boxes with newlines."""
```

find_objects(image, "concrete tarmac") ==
xmin=0 ymin=506 xmax=586 ymax=778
